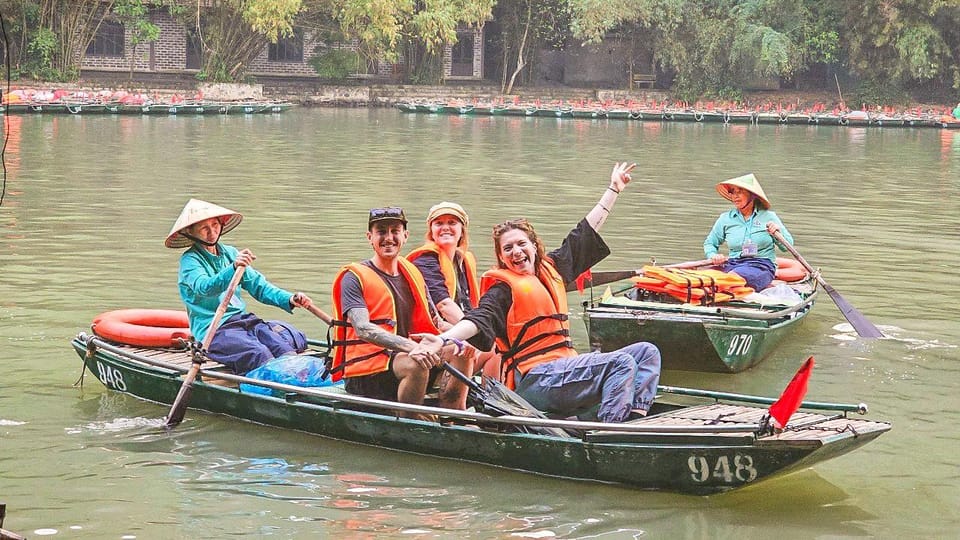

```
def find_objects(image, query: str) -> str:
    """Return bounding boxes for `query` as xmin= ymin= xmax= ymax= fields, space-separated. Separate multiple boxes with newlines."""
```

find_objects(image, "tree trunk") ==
xmin=504 ymin=4 xmax=531 ymax=95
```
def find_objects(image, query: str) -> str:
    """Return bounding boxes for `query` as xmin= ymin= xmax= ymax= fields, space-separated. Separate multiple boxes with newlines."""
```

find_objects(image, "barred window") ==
xmin=268 ymin=29 xmax=304 ymax=62
xmin=87 ymin=20 xmax=125 ymax=57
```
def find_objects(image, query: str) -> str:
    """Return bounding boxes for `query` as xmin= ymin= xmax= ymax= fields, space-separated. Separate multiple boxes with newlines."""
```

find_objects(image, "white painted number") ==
xmin=688 ymin=454 xmax=758 ymax=483
xmin=727 ymin=334 xmax=754 ymax=357
xmin=96 ymin=361 xmax=127 ymax=391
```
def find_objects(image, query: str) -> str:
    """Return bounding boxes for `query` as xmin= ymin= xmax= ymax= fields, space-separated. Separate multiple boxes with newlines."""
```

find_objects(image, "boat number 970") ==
xmin=726 ymin=334 xmax=754 ymax=357
xmin=96 ymin=361 xmax=127 ymax=391
xmin=688 ymin=454 xmax=758 ymax=484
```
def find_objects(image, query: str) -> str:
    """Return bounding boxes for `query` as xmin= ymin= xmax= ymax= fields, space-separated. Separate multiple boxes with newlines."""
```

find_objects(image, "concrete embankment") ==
xmin=6 ymin=78 xmax=669 ymax=108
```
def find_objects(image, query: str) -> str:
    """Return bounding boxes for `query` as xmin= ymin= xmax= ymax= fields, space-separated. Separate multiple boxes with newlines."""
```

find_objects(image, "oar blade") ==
xmin=822 ymin=284 xmax=884 ymax=338
xmin=479 ymin=376 xmax=570 ymax=437
xmin=164 ymin=381 xmax=193 ymax=428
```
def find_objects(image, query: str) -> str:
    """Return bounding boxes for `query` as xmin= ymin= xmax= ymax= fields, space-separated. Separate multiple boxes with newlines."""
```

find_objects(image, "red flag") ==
xmin=768 ymin=357 xmax=815 ymax=428
xmin=575 ymin=268 xmax=593 ymax=294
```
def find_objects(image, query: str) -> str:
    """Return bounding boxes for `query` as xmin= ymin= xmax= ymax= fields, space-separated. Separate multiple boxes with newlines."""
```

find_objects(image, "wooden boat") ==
xmin=754 ymin=112 xmax=784 ymax=124
xmin=71 ymin=329 xmax=889 ymax=495
xmin=870 ymin=115 xmax=906 ymax=127
xmin=723 ymin=110 xmax=755 ymax=123
xmin=571 ymin=107 xmax=606 ymax=119
xmin=583 ymin=259 xmax=817 ymax=373
xmin=784 ymin=113 xmax=814 ymax=125
xmin=605 ymin=108 xmax=632 ymax=120
xmin=840 ymin=111 xmax=870 ymax=127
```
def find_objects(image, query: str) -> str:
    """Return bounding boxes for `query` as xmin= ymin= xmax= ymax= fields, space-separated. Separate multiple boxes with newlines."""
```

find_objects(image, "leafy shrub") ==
xmin=309 ymin=48 xmax=361 ymax=80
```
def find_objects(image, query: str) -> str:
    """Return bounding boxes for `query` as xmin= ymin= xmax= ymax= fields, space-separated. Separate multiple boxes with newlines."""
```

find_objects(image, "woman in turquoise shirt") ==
xmin=165 ymin=199 xmax=314 ymax=374
xmin=703 ymin=173 xmax=794 ymax=291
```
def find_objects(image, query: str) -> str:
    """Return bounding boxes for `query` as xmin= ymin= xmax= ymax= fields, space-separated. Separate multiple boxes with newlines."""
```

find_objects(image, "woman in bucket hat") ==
xmin=703 ymin=173 xmax=794 ymax=291
xmin=166 ymin=199 xmax=314 ymax=374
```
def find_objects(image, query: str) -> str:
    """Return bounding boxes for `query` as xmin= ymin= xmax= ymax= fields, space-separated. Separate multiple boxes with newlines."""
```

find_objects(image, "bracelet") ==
xmin=442 ymin=336 xmax=465 ymax=356
xmin=597 ymin=202 xmax=611 ymax=213
xmin=607 ymin=186 xmax=621 ymax=194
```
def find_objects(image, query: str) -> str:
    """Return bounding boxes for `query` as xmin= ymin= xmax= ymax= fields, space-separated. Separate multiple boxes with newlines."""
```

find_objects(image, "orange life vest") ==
xmin=406 ymin=242 xmax=480 ymax=308
xmin=330 ymin=260 xmax=438 ymax=381
xmin=633 ymin=266 xmax=754 ymax=305
xmin=480 ymin=260 xmax=576 ymax=389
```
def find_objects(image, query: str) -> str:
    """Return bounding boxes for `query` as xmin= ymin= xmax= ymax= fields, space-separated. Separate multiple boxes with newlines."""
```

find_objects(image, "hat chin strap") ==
xmin=180 ymin=230 xmax=220 ymax=247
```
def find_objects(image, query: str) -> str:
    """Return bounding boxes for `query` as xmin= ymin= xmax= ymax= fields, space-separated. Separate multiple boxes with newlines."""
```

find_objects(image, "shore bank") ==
xmin=3 ymin=78 xmax=957 ymax=117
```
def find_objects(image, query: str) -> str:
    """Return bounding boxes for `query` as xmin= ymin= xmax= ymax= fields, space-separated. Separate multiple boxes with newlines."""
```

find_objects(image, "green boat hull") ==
xmin=2 ymin=101 xmax=290 ymax=115
xmin=71 ymin=331 xmax=886 ymax=495
xmin=584 ymin=291 xmax=817 ymax=373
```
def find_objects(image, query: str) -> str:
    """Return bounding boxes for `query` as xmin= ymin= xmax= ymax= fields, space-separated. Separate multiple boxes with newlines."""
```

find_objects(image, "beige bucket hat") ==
xmin=165 ymin=199 xmax=243 ymax=248
xmin=426 ymin=201 xmax=469 ymax=227
xmin=716 ymin=173 xmax=771 ymax=209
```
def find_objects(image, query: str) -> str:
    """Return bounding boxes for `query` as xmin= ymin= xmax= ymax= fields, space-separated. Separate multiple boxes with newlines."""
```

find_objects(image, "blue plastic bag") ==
xmin=240 ymin=354 xmax=340 ymax=396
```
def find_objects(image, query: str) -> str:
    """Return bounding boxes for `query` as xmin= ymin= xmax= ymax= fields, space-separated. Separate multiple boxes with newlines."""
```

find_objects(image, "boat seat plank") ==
xmin=124 ymin=345 xmax=229 ymax=371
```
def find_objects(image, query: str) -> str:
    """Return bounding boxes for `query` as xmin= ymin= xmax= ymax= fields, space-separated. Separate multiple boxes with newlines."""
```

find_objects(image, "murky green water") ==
xmin=1 ymin=109 xmax=958 ymax=538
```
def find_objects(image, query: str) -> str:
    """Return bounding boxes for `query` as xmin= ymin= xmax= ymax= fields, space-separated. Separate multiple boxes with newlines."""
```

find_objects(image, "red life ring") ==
xmin=92 ymin=309 xmax=192 ymax=348
xmin=775 ymin=257 xmax=807 ymax=282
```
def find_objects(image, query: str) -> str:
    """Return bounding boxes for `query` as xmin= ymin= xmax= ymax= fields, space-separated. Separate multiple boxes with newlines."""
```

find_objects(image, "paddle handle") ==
xmin=665 ymin=258 xmax=713 ymax=270
xmin=306 ymin=304 xmax=334 ymax=325
xmin=567 ymin=258 xmax=714 ymax=292
xmin=201 ymin=265 xmax=247 ymax=350
xmin=771 ymin=231 xmax=823 ymax=285
xmin=165 ymin=264 xmax=246 ymax=428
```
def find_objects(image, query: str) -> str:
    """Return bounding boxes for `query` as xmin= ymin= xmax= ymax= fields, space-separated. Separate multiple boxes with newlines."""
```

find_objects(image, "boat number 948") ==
xmin=688 ymin=454 xmax=758 ymax=483
xmin=726 ymin=334 xmax=754 ymax=357
xmin=96 ymin=361 xmax=127 ymax=391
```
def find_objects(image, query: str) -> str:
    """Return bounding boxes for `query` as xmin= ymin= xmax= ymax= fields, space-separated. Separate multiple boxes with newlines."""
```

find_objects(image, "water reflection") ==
xmin=3 ymin=109 xmax=959 ymax=537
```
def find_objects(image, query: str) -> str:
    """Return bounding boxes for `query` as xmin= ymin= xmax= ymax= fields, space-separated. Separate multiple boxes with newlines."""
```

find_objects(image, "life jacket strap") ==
xmin=327 ymin=348 xmax=390 ymax=375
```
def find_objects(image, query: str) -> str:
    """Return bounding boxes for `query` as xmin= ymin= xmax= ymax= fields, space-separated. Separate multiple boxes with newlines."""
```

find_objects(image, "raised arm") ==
xmin=585 ymin=162 xmax=636 ymax=232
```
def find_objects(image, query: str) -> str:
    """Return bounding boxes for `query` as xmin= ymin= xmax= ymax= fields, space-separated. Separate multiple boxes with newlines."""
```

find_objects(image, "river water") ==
xmin=1 ymin=109 xmax=958 ymax=538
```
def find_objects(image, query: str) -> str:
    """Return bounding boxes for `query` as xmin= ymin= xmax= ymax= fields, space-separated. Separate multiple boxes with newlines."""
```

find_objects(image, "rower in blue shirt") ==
xmin=165 ymin=199 xmax=314 ymax=374
xmin=703 ymin=173 xmax=794 ymax=291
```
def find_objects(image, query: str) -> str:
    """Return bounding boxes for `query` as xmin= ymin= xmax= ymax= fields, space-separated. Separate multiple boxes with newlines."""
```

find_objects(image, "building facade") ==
xmin=81 ymin=9 xmax=485 ymax=82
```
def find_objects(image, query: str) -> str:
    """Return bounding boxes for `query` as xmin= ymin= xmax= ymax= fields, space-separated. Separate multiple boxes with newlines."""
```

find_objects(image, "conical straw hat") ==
xmin=716 ymin=173 xmax=771 ymax=209
xmin=165 ymin=199 xmax=243 ymax=248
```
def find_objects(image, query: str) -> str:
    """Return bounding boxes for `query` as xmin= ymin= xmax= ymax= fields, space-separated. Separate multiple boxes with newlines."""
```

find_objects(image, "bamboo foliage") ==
xmin=37 ymin=0 xmax=117 ymax=78
xmin=193 ymin=0 xmax=301 ymax=81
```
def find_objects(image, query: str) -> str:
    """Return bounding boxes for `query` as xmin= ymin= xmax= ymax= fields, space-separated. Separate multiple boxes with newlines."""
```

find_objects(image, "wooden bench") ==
xmin=630 ymin=73 xmax=656 ymax=90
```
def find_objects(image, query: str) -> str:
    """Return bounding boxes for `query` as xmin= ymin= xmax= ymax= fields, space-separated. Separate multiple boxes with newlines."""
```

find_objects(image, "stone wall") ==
xmin=9 ymin=77 xmax=670 ymax=107
xmin=82 ymin=10 xmax=187 ymax=73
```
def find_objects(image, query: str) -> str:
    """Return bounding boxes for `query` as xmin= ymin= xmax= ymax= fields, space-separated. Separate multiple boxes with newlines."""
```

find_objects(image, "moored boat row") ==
xmin=398 ymin=101 xmax=960 ymax=129
xmin=0 ymin=100 xmax=293 ymax=115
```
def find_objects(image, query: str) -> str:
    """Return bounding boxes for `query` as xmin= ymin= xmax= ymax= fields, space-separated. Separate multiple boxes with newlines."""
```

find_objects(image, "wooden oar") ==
xmin=565 ymin=258 xmax=712 ymax=292
xmin=164 ymin=264 xmax=246 ymax=428
xmin=306 ymin=304 xmax=333 ymax=325
xmin=772 ymin=231 xmax=883 ymax=338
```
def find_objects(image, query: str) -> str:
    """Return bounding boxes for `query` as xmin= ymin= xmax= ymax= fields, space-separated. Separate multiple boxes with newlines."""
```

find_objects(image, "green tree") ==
xmin=568 ymin=0 xmax=836 ymax=99
xmin=833 ymin=0 xmax=960 ymax=92
xmin=189 ymin=0 xmax=302 ymax=82
xmin=489 ymin=0 xmax=569 ymax=93
xmin=326 ymin=0 xmax=494 ymax=83
xmin=23 ymin=0 xmax=118 ymax=81
xmin=113 ymin=0 xmax=161 ymax=80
